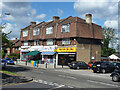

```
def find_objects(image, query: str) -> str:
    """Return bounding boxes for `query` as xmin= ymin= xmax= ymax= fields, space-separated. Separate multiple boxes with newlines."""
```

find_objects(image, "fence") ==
xmin=101 ymin=59 xmax=120 ymax=62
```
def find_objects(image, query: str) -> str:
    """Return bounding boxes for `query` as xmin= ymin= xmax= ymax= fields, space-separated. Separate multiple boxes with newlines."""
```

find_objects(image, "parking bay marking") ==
xmin=58 ymin=75 xmax=76 ymax=79
xmin=87 ymin=80 xmax=119 ymax=87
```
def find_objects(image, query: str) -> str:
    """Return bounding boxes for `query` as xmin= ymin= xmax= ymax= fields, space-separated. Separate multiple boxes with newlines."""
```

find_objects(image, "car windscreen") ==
xmin=6 ymin=58 xmax=11 ymax=60
xmin=93 ymin=62 xmax=101 ymax=65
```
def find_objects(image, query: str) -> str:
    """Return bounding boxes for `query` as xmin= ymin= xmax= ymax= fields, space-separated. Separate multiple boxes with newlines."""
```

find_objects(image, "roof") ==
xmin=113 ymin=53 xmax=120 ymax=58
xmin=20 ymin=15 xmax=103 ymax=40
xmin=10 ymin=39 xmax=21 ymax=47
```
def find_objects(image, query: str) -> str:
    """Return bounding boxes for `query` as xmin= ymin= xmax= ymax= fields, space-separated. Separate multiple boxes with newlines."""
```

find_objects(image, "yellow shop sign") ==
xmin=54 ymin=47 xmax=76 ymax=52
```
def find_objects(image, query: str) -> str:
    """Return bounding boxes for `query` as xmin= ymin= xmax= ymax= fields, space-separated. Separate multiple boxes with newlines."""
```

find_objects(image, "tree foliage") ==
xmin=101 ymin=27 xmax=118 ymax=57
xmin=2 ymin=31 xmax=12 ymax=48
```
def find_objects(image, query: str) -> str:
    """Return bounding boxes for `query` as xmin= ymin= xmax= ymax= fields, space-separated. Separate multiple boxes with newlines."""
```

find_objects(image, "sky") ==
xmin=0 ymin=0 xmax=119 ymax=42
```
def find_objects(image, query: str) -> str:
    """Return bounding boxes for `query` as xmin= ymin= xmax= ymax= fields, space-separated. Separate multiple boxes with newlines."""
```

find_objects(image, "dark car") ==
xmin=1 ymin=59 xmax=6 ymax=68
xmin=92 ymin=61 xmax=115 ymax=73
xmin=3 ymin=58 xmax=15 ymax=65
xmin=110 ymin=70 xmax=120 ymax=82
xmin=68 ymin=61 xmax=90 ymax=69
xmin=111 ymin=62 xmax=120 ymax=70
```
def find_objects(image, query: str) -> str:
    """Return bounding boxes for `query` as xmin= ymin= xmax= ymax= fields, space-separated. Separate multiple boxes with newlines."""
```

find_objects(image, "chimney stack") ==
xmin=86 ymin=14 xmax=92 ymax=24
xmin=30 ymin=21 xmax=36 ymax=26
xmin=53 ymin=16 xmax=60 ymax=21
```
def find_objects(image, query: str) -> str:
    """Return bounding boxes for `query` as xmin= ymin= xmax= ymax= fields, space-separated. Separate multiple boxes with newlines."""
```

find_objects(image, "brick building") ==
xmin=20 ymin=14 xmax=103 ymax=65
xmin=7 ymin=38 xmax=21 ymax=55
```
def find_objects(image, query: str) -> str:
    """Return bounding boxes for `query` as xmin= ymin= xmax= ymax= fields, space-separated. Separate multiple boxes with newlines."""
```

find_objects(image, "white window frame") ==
xmin=33 ymin=28 xmax=39 ymax=35
xmin=62 ymin=39 xmax=70 ymax=45
xmin=46 ymin=27 xmax=53 ymax=34
xmin=24 ymin=41 xmax=28 ymax=46
xmin=61 ymin=24 xmax=69 ymax=33
xmin=47 ymin=39 xmax=53 ymax=46
xmin=34 ymin=40 xmax=39 ymax=46
xmin=23 ymin=30 xmax=28 ymax=37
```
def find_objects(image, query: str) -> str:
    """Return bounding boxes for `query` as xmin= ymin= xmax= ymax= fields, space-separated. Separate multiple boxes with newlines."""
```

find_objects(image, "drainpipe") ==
xmin=54 ymin=23 xmax=59 ymax=68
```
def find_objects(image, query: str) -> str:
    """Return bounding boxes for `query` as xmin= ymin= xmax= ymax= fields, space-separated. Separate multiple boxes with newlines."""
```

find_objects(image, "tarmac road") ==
xmin=2 ymin=65 xmax=120 ymax=89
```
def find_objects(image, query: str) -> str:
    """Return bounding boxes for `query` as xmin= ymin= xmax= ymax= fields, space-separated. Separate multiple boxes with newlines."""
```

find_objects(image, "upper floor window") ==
xmin=62 ymin=39 xmax=70 ymax=45
xmin=23 ymin=30 xmax=28 ymax=37
xmin=34 ymin=40 xmax=39 ymax=46
xmin=24 ymin=41 xmax=28 ymax=46
xmin=47 ymin=39 xmax=53 ymax=45
xmin=61 ymin=24 xmax=69 ymax=33
xmin=46 ymin=27 xmax=53 ymax=34
xmin=33 ymin=28 xmax=39 ymax=35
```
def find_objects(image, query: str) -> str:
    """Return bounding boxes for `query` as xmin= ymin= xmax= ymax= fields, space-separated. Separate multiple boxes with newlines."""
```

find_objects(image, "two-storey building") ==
xmin=20 ymin=14 xmax=103 ymax=66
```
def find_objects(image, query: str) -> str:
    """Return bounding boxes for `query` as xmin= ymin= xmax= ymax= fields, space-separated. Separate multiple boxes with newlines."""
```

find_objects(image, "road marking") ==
xmin=87 ymin=80 xmax=119 ymax=87
xmin=54 ymin=85 xmax=65 ymax=88
xmin=34 ymin=79 xmax=74 ymax=89
xmin=58 ymin=75 xmax=76 ymax=79
xmin=43 ymin=81 xmax=48 ymax=84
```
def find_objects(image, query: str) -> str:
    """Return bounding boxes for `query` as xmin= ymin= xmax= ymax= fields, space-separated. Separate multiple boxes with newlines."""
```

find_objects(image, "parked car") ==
xmin=88 ymin=61 xmax=95 ymax=68
xmin=110 ymin=70 xmax=120 ymax=82
xmin=111 ymin=62 xmax=120 ymax=70
xmin=92 ymin=61 xmax=115 ymax=73
xmin=1 ymin=59 xmax=6 ymax=68
xmin=3 ymin=58 xmax=15 ymax=65
xmin=68 ymin=61 xmax=90 ymax=69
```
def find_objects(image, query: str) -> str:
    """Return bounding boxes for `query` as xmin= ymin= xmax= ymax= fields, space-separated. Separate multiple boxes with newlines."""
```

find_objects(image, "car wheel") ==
xmin=102 ymin=69 xmax=106 ymax=74
xmin=77 ymin=67 xmax=80 ymax=69
xmin=112 ymin=75 xmax=119 ymax=82
xmin=93 ymin=70 xmax=97 ymax=73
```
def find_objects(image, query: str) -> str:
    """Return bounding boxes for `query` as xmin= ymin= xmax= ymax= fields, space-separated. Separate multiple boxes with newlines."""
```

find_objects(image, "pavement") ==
xmin=2 ymin=66 xmax=33 ymax=86
xmin=16 ymin=60 xmax=69 ymax=69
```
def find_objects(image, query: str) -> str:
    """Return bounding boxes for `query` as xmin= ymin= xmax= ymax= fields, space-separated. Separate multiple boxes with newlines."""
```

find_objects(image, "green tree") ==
xmin=2 ymin=50 xmax=5 ymax=58
xmin=2 ymin=31 xmax=12 ymax=48
xmin=101 ymin=27 xmax=118 ymax=56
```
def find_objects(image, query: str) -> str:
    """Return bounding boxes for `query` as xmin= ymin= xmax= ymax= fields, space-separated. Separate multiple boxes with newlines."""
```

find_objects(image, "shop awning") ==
xmin=25 ymin=51 xmax=40 ymax=56
xmin=41 ymin=52 xmax=55 ymax=55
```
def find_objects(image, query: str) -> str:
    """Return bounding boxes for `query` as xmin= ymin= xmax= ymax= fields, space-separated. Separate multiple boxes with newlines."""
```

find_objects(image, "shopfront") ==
xmin=55 ymin=47 xmax=76 ymax=65
xmin=20 ymin=46 xmax=31 ymax=61
xmin=41 ymin=45 xmax=57 ymax=64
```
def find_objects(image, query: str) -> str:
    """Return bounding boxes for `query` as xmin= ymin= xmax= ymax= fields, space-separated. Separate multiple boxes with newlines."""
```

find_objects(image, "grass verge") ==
xmin=0 ymin=70 xmax=21 ymax=76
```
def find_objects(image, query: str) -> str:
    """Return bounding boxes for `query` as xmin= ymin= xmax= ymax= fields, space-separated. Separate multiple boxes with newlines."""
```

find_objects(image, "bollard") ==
xmin=54 ymin=60 xmax=56 ymax=69
xmin=46 ymin=63 xmax=47 ymax=68
xmin=26 ymin=60 xmax=27 ymax=65
xmin=37 ymin=61 xmax=39 ymax=68
xmin=62 ymin=64 xmax=63 ymax=68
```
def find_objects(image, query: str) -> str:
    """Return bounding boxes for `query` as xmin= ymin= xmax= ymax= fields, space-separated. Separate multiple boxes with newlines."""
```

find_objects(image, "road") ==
xmin=2 ymin=65 xmax=120 ymax=89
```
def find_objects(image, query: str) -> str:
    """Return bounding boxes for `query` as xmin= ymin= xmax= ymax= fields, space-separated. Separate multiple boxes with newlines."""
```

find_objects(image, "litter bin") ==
xmin=31 ymin=61 xmax=34 ymax=65
xmin=33 ymin=61 xmax=36 ymax=66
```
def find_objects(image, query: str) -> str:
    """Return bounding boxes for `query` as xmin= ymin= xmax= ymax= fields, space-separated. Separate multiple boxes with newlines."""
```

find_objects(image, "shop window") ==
xmin=47 ymin=39 xmax=53 ymax=45
xmin=34 ymin=40 xmax=39 ymax=46
xmin=24 ymin=41 xmax=28 ymax=46
xmin=23 ymin=30 xmax=28 ymax=37
xmin=46 ymin=27 xmax=53 ymax=34
xmin=33 ymin=28 xmax=39 ymax=35
xmin=62 ymin=39 xmax=70 ymax=45
xmin=61 ymin=24 xmax=69 ymax=33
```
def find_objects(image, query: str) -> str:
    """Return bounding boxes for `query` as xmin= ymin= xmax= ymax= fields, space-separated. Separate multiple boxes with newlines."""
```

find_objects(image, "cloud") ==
xmin=36 ymin=14 xmax=46 ymax=20
xmin=2 ymin=23 xmax=21 ymax=40
xmin=1 ymin=2 xmax=46 ymax=39
xmin=73 ymin=0 xmax=118 ymax=20
xmin=57 ymin=8 xmax=63 ymax=16
xmin=104 ymin=20 xmax=118 ymax=29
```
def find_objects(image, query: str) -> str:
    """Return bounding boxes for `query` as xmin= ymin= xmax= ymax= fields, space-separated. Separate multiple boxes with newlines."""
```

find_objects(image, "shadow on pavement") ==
xmin=3 ymin=65 xmax=31 ymax=73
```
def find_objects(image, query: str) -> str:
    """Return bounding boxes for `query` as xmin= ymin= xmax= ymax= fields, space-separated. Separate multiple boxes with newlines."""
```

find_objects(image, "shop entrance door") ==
xmin=58 ymin=53 xmax=76 ymax=65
